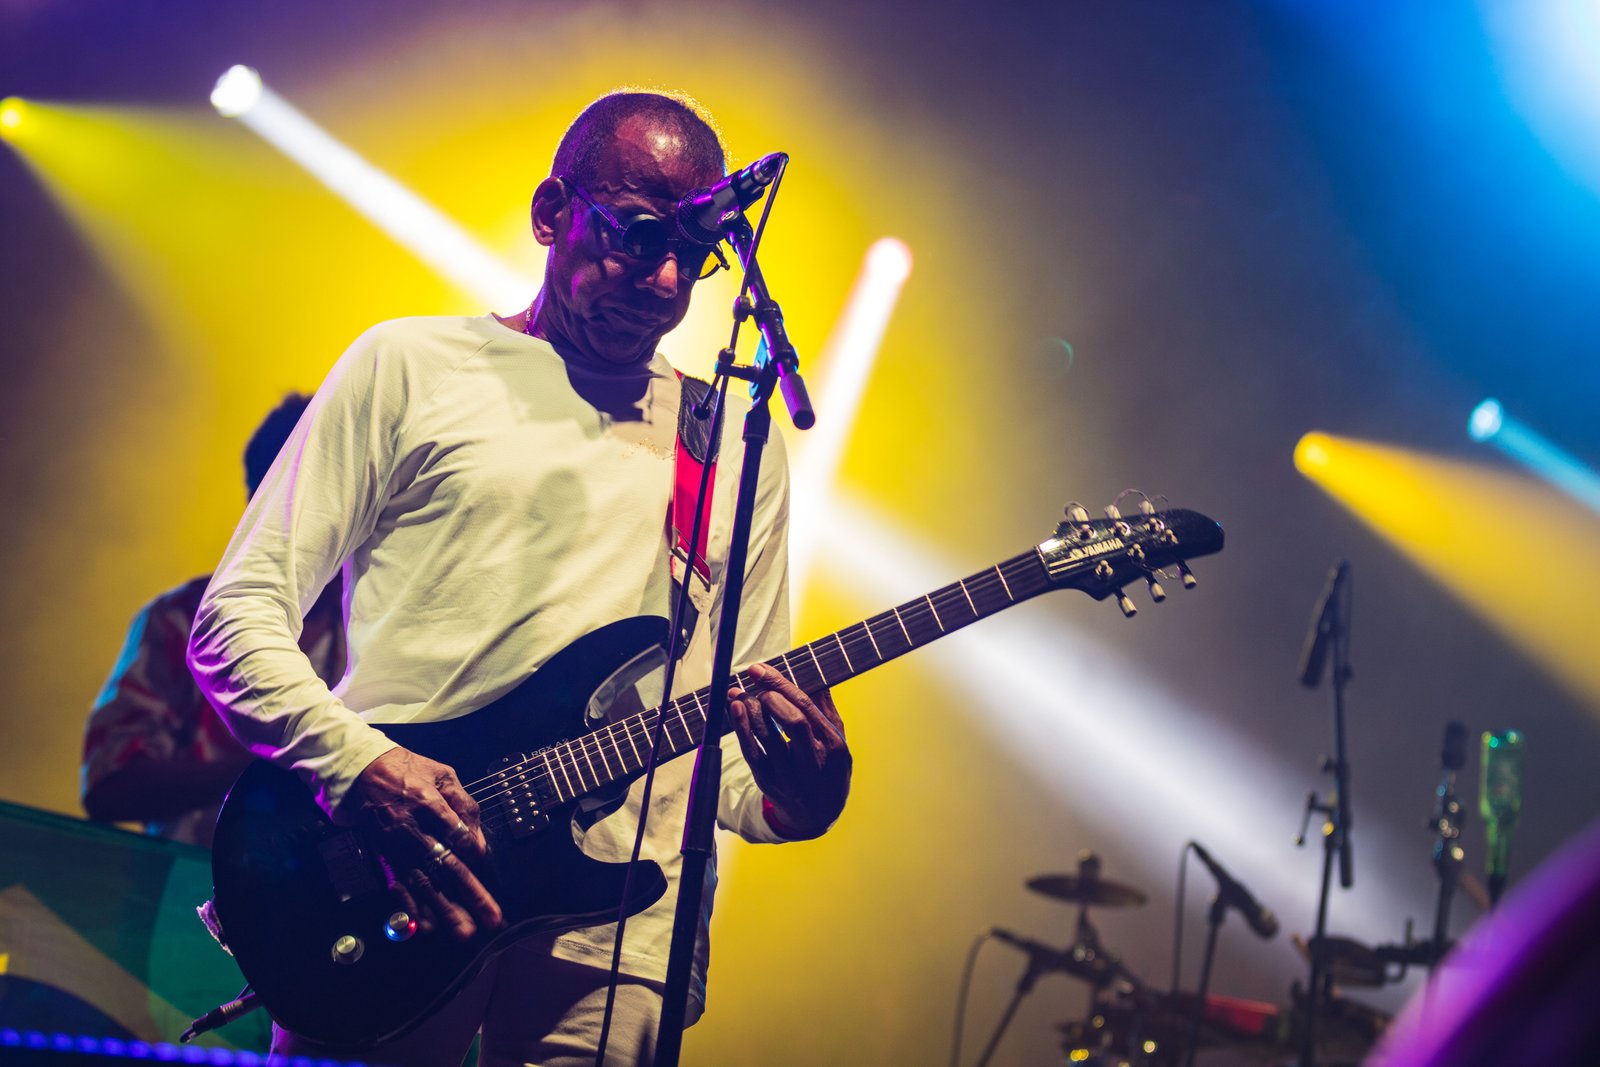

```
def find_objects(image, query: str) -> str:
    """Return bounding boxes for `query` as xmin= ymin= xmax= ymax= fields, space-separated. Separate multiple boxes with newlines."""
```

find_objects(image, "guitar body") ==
xmin=210 ymin=616 xmax=672 ymax=1049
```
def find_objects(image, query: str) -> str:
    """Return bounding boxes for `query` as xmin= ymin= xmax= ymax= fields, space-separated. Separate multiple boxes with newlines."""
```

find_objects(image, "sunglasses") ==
xmin=561 ymin=177 xmax=729 ymax=281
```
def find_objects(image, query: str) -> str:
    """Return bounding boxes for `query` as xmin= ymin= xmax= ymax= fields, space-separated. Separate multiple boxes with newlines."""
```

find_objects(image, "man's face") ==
xmin=534 ymin=115 xmax=722 ymax=369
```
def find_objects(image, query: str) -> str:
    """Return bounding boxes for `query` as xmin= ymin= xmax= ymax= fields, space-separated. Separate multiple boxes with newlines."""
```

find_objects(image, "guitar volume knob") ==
xmin=385 ymin=911 xmax=417 ymax=942
xmin=331 ymin=934 xmax=365 ymax=964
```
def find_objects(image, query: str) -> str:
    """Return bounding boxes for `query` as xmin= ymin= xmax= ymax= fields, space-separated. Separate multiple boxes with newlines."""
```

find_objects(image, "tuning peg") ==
xmin=1064 ymin=502 xmax=1090 ymax=523
xmin=1146 ymin=575 xmax=1167 ymax=602
xmin=1176 ymin=561 xmax=1198 ymax=589
xmin=1115 ymin=588 xmax=1138 ymax=617
xmin=1104 ymin=503 xmax=1122 ymax=520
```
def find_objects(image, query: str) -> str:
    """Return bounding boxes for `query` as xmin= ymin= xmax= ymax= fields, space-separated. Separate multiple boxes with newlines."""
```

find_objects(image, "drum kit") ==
xmin=969 ymin=853 xmax=1421 ymax=1067
xmin=961 ymin=574 xmax=1527 ymax=1066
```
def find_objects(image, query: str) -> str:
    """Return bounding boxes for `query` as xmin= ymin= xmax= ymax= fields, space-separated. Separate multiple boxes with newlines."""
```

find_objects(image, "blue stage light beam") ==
xmin=210 ymin=66 xmax=530 ymax=311
xmin=1469 ymin=397 xmax=1600 ymax=514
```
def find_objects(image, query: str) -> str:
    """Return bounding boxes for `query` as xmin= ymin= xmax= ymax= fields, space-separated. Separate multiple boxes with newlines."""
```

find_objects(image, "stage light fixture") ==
xmin=1294 ymin=431 xmax=1331 ymax=474
xmin=788 ymin=237 xmax=913 ymax=591
xmin=211 ymin=67 xmax=529 ymax=309
xmin=210 ymin=65 xmax=263 ymax=118
xmin=1468 ymin=398 xmax=1600 ymax=514
xmin=1468 ymin=398 xmax=1504 ymax=442
xmin=0 ymin=97 xmax=24 ymax=136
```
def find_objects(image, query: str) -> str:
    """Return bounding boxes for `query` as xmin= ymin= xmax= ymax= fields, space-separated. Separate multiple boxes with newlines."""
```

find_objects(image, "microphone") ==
xmin=1298 ymin=560 xmax=1351 ymax=688
xmin=1441 ymin=720 xmax=1467 ymax=774
xmin=1191 ymin=843 xmax=1279 ymax=939
xmin=990 ymin=926 xmax=1064 ymax=963
xmin=988 ymin=928 xmax=1123 ymax=986
xmin=675 ymin=152 xmax=788 ymax=244
xmin=1479 ymin=729 xmax=1524 ymax=908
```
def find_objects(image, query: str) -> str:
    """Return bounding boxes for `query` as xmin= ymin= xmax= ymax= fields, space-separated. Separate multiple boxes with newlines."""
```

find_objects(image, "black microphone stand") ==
xmin=1294 ymin=562 xmax=1354 ymax=1067
xmin=1428 ymin=723 xmax=1466 ymax=973
xmin=1180 ymin=895 xmax=1228 ymax=1067
xmin=652 ymin=214 xmax=812 ymax=1067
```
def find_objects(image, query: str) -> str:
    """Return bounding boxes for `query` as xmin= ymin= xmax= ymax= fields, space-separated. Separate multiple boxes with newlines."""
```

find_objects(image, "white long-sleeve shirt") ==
xmin=189 ymin=314 xmax=792 ymax=1014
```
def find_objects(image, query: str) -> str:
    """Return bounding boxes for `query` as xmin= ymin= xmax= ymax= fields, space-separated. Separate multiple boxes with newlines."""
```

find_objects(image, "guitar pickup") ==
xmin=495 ymin=754 xmax=553 ymax=839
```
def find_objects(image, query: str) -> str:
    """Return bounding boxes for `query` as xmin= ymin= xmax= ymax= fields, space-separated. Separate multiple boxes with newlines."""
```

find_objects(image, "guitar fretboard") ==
xmin=510 ymin=548 xmax=1054 ymax=808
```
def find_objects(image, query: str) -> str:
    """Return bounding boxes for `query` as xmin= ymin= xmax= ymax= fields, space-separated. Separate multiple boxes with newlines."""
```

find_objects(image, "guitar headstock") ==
xmin=1037 ymin=496 xmax=1224 ymax=616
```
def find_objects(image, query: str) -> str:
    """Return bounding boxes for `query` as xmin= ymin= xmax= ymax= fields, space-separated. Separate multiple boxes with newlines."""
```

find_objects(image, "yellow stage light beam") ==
xmin=210 ymin=66 xmax=530 ymax=311
xmin=789 ymin=237 xmax=913 ymax=591
xmin=1296 ymin=432 xmax=1600 ymax=710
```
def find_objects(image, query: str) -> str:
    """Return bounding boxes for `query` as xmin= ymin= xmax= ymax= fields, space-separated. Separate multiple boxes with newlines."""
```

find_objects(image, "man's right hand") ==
xmin=342 ymin=747 xmax=503 ymax=940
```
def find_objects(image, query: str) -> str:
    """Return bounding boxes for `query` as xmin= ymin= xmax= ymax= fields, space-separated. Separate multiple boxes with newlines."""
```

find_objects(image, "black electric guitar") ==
xmin=209 ymin=505 xmax=1223 ymax=1047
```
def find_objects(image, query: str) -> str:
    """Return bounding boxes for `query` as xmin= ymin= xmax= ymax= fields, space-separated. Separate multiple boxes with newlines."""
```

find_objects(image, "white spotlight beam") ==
xmin=817 ymin=492 xmax=1420 ymax=946
xmin=213 ymin=67 xmax=530 ymax=311
xmin=1469 ymin=398 xmax=1600 ymax=515
xmin=788 ymin=238 xmax=912 ymax=591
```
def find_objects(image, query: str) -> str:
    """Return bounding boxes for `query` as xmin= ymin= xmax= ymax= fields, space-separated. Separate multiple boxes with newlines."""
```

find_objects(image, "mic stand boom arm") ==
xmin=652 ymin=213 xmax=812 ymax=1067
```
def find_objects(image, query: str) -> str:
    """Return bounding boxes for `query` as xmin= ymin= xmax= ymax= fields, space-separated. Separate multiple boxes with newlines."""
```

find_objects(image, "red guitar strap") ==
xmin=669 ymin=373 xmax=719 ymax=603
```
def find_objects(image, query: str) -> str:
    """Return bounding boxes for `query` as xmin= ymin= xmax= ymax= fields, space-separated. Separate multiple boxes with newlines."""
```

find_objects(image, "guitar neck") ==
xmin=542 ymin=549 xmax=1053 ymax=802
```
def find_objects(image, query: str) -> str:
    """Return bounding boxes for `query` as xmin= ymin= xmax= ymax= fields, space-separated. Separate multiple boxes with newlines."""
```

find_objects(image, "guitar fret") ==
xmin=958 ymin=578 xmax=977 ymax=615
xmin=555 ymin=749 xmax=577 ymax=798
xmin=925 ymin=594 xmax=945 ymax=632
xmin=623 ymin=721 xmax=642 ymax=767
xmin=995 ymin=565 xmax=1014 ymax=601
xmin=538 ymin=749 xmax=561 ymax=802
xmin=833 ymin=632 xmax=855 ymax=674
xmin=861 ymin=620 xmax=883 ymax=660
xmin=582 ymin=735 xmax=604 ymax=783
xmin=891 ymin=606 xmax=912 ymax=646
xmin=807 ymin=643 xmax=829 ymax=686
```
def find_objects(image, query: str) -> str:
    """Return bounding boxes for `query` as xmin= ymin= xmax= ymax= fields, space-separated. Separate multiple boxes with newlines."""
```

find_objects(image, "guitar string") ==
xmin=463 ymin=562 xmax=1035 ymax=815
xmin=447 ymin=527 xmax=1174 ymax=835
xmin=468 ymin=522 xmax=1145 ymax=806
xmin=463 ymin=562 xmax=1037 ymax=820
xmin=461 ymin=568 xmax=1015 ymax=808
xmin=460 ymin=563 xmax=1036 ymax=820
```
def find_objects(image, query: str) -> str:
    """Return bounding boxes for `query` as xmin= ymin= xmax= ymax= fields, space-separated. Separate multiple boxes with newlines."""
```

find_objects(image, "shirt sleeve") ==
xmin=188 ymin=327 xmax=408 ymax=816
xmin=710 ymin=423 xmax=807 ymax=845
xmin=82 ymin=592 xmax=198 ymax=798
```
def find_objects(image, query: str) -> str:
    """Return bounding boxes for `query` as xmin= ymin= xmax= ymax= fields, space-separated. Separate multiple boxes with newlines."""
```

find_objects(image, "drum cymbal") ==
xmin=1026 ymin=872 xmax=1148 ymax=907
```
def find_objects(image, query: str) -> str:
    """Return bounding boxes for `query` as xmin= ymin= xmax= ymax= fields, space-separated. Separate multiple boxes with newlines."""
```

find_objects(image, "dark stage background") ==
xmin=2 ymin=1 xmax=1597 ymax=1063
